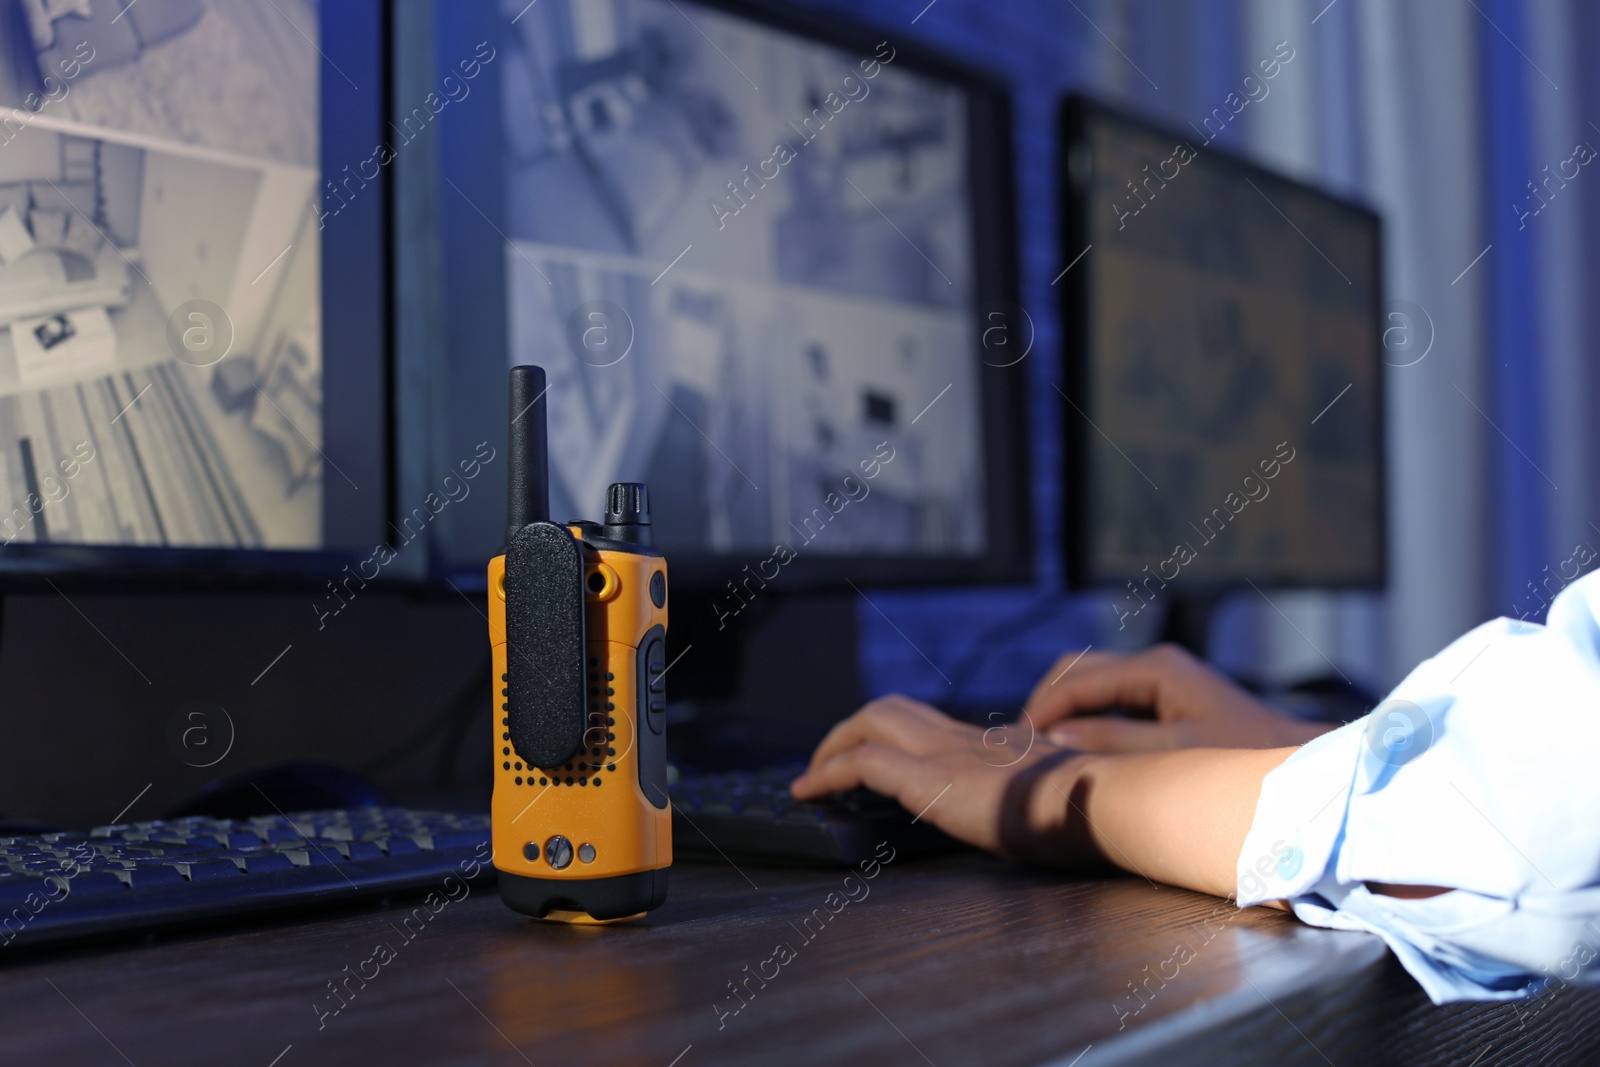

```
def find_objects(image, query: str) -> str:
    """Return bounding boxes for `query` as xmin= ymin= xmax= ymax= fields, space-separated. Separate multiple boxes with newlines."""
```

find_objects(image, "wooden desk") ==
xmin=2 ymin=853 xmax=1594 ymax=1066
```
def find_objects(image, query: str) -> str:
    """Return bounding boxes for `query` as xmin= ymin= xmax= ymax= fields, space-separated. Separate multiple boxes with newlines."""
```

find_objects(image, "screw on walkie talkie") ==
xmin=603 ymin=482 xmax=652 ymax=546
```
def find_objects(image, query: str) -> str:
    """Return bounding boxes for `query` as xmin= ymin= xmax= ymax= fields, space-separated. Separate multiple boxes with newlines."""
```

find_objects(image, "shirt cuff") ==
xmin=1235 ymin=719 xmax=1363 ymax=907
xmin=1234 ymin=714 xmax=1593 ymax=1002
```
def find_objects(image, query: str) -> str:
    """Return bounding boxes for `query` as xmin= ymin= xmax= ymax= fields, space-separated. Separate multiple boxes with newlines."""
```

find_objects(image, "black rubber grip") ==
xmin=499 ymin=868 xmax=668 ymax=921
xmin=505 ymin=521 xmax=586 ymax=768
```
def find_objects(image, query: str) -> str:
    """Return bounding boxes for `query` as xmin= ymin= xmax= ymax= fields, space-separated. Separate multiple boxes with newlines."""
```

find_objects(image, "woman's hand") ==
xmin=789 ymin=694 xmax=1100 ymax=865
xmin=1023 ymin=644 xmax=1330 ymax=752
xmin=791 ymin=692 xmax=1302 ymax=898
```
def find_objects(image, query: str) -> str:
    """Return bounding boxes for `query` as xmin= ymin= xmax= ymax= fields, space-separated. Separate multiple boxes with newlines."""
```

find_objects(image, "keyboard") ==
xmin=669 ymin=764 xmax=961 ymax=866
xmin=0 ymin=808 xmax=491 ymax=950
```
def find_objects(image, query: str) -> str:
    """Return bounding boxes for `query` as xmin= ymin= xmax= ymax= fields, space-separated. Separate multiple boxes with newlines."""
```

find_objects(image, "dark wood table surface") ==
xmin=2 ymin=852 xmax=1595 ymax=1066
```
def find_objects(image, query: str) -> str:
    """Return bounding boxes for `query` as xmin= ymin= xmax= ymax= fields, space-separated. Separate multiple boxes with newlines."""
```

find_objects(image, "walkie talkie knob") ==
xmin=603 ymin=483 xmax=652 ymax=545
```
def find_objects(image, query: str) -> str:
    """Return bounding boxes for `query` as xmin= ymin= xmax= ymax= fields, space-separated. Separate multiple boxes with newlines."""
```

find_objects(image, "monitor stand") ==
xmin=1158 ymin=590 xmax=1220 ymax=660
xmin=665 ymin=591 xmax=862 ymax=772
xmin=1158 ymin=589 xmax=1376 ymax=722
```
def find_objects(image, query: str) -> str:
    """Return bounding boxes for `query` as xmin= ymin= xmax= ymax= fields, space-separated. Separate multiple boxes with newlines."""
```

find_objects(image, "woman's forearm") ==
xmin=1039 ymin=747 xmax=1300 ymax=899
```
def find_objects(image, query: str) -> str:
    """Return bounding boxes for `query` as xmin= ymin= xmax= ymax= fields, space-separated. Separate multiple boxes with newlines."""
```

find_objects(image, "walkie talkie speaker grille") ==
xmin=504 ymin=521 xmax=586 ymax=769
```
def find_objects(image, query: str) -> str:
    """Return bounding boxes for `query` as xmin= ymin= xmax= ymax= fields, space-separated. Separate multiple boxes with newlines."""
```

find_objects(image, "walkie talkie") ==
xmin=490 ymin=365 xmax=671 ymax=923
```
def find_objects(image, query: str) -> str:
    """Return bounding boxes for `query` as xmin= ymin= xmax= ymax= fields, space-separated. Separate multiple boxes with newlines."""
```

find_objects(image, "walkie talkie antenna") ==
xmin=507 ymin=365 xmax=550 ymax=540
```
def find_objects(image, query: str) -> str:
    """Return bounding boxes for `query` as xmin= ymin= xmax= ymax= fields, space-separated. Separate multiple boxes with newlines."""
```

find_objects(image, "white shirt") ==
xmin=1236 ymin=568 xmax=1600 ymax=1002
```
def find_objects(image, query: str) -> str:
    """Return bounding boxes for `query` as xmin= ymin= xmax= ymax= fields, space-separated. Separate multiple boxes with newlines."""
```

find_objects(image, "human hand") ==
xmin=790 ymin=692 xmax=1311 ymax=899
xmin=789 ymin=694 xmax=1104 ymax=866
xmin=1023 ymin=644 xmax=1328 ymax=752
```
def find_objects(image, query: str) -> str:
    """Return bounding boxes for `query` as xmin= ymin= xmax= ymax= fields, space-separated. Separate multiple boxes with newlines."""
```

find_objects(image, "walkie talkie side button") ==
xmin=643 ymin=637 xmax=666 ymax=730
xmin=636 ymin=625 xmax=669 ymax=808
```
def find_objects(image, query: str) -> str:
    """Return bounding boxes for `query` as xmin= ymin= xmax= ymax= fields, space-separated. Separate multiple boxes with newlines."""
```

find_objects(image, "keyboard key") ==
xmin=61 ymin=872 xmax=126 ymax=894
xmin=187 ymin=861 xmax=244 ymax=880
xmin=129 ymin=866 xmax=187 ymax=888
xmin=240 ymin=854 xmax=297 ymax=875
xmin=429 ymin=831 xmax=487 ymax=851
xmin=284 ymin=849 xmax=336 ymax=867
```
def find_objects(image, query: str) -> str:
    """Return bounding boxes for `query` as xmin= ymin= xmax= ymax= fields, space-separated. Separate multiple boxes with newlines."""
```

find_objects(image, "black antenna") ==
xmin=507 ymin=365 xmax=549 ymax=541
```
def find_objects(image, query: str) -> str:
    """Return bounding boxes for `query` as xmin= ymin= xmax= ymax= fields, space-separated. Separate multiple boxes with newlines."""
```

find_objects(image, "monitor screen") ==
xmin=1060 ymin=97 xmax=1384 ymax=591
xmin=0 ymin=2 xmax=320 ymax=548
xmin=0 ymin=0 xmax=389 ymax=574
xmin=424 ymin=0 xmax=1028 ymax=589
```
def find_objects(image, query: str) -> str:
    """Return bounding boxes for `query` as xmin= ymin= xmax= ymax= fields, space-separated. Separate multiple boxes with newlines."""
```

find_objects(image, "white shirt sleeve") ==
xmin=1235 ymin=569 xmax=1600 ymax=1003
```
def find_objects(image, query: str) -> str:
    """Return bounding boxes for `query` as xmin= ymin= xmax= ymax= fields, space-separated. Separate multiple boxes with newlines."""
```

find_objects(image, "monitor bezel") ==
xmin=1057 ymin=93 xmax=1388 ymax=596
xmin=425 ymin=0 xmax=1034 ymax=595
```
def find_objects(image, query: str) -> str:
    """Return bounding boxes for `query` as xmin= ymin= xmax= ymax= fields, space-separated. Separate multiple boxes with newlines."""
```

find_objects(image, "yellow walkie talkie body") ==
xmin=490 ymin=366 xmax=671 ymax=923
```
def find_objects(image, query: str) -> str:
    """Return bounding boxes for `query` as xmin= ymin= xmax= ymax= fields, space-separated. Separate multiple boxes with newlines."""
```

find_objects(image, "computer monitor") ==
xmin=0 ymin=0 xmax=394 ymax=586
xmin=417 ymin=0 xmax=1029 ymax=597
xmin=1057 ymin=96 xmax=1385 ymax=648
xmin=402 ymin=0 xmax=1031 ymax=752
